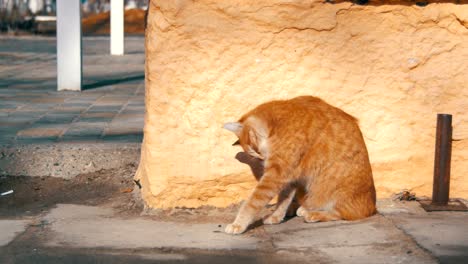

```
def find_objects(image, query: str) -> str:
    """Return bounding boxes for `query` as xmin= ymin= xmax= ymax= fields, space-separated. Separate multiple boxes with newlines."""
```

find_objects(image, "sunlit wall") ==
xmin=136 ymin=0 xmax=468 ymax=208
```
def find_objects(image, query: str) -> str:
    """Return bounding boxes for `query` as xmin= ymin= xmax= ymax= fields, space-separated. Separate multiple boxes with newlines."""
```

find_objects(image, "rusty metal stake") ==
xmin=420 ymin=114 xmax=467 ymax=211
xmin=432 ymin=114 xmax=452 ymax=205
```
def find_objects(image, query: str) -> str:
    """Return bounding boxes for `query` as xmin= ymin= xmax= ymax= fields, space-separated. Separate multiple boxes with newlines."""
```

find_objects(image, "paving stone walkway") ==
xmin=0 ymin=36 xmax=145 ymax=145
xmin=1 ymin=200 xmax=467 ymax=263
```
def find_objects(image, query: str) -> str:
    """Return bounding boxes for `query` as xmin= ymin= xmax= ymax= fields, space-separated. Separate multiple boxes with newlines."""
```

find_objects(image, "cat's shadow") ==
xmin=235 ymin=152 xmax=264 ymax=181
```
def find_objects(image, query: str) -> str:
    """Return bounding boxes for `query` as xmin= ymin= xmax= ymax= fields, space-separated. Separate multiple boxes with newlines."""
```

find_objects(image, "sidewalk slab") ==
xmin=0 ymin=220 xmax=29 ymax=246
xmin=36 ymin=204 xmax=436 ymax=263
xmin=1 ymin=201 xmax=466 ymax=263
xmin=43 ymin=204 xmax=258 ymax=250
xmin=388 ymin=212 xmax=468 ymax=264
xmin=265 ymin=216 xmax=435 ymax=264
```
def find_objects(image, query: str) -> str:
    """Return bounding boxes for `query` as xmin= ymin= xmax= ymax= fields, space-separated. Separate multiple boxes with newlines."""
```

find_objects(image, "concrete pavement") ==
xmin=0 ymin=220 xmax=29 ymax=247
xmin=0 ymin=36 xmax=144 ymax=177
xmin=387 ymin=210 xmax=468 ymax=264
xmin=0 ymin=200 xmax=467 ymax=263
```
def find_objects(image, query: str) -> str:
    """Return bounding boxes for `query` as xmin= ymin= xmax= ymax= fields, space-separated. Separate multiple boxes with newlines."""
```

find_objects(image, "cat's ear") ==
xmin=248 ymin=129 xmax=258 ymax=145
xmin=223 ymin=122 xmax=243 ymax=136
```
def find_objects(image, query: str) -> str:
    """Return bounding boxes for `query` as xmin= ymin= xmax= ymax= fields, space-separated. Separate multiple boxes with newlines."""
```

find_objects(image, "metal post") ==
xmin=56 ymin=0 xmax=82 ymax=91
xmin=420 ymin=114 xmax=467 ymax=211
xmin=111 ymin=0 xmax=124 ymax=55
xmin=431 ymin=114 xmax=452 ymax=205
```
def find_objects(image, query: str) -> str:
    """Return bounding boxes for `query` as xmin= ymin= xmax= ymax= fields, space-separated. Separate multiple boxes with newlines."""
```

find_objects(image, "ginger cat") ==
xmin=223 ymin=96 xmax=376 ymax=234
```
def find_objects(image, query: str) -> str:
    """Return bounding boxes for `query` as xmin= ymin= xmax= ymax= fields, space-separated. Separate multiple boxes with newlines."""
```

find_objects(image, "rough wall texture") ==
xmin=136 ymin=0 xmax=468 ymax=208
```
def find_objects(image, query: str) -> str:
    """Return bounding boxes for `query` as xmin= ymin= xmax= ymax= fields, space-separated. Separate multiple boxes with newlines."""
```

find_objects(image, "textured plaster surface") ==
xmin=137 ymin=0 xmax=468 ymax=208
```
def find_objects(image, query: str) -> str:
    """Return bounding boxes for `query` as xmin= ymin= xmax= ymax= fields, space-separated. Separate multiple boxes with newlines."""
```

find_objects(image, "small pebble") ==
xmin=218 ymin=224 xmax=222 ymax=228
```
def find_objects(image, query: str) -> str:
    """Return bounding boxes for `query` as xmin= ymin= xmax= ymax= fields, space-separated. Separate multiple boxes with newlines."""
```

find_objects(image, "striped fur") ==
xmin=224 ymin=96 xmax=376 ymax=234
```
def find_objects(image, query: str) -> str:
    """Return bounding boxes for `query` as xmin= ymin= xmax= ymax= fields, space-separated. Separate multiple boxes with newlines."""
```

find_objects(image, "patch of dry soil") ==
xmin=0 ymin=164 xmax=141 ymax=218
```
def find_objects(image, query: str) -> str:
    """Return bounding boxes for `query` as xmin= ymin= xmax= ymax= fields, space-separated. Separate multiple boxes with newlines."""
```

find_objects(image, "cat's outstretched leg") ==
xmin=225 ymin=164 xmax=287 ymax=234
xmin=263 ymin=186 xmax=296 ymax=225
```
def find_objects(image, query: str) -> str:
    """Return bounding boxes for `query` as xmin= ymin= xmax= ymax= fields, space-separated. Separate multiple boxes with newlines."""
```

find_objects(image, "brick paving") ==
xmin=0 ymin=36 xmax=145 ymax=145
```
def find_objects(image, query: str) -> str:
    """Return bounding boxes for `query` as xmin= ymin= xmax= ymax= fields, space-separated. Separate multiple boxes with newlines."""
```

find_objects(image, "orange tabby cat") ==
xmin=223 ymin=96 xmax=376 ymax=234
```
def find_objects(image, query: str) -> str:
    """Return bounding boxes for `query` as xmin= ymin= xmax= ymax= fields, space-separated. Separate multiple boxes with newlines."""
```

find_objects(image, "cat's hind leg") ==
xmin=296 ymin=194 xmax=342 ymax=223
xmin=263 ymin=186 xmax=296 ymax=225
xmin=302 ymin=210 xmax=341 ymax=223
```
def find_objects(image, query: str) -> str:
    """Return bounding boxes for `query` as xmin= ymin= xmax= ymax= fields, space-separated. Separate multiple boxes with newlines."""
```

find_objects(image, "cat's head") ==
xmin=223 ymin=117 xmax=268 ymax=160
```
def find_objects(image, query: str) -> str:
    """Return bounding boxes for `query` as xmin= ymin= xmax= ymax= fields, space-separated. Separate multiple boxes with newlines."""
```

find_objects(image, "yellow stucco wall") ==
xmin=136 ymin=0 xmax=468 ymax=209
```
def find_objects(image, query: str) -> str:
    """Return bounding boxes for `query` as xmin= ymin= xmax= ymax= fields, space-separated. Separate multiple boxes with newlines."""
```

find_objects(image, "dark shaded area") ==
xmin=8 ymin=132 xmax=144 ymax=144
xmin=0 ymin=164 xmax=140 ymax=217
xmin=419 ymin=199 xmax=468 ymax=212
xmin=83 ymin=74 xmax=145 ymax=90
xmin=0 ymin=37 xmax=145 ymax=55
xmin=0 ymin=75 xmax=144 ymax=93
xmin=235 ymin=152 xmax=264 ymax=181
xmin=438 ymin=245 xmax=468 ymax=264
xmin=100 ymin=133 xmax=144 ymax=143
xmin=0 ymin=246 xmax=303 ymax=264
xmin=0 ymin=38 xmax=55 ymax=54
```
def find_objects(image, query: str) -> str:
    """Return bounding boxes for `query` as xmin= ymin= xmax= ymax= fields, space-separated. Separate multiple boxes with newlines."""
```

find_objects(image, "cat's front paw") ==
xmin=225 ymin=223 xmax=247 ymax=235
xmin=263 ymin=214 xmax=283 ymax=225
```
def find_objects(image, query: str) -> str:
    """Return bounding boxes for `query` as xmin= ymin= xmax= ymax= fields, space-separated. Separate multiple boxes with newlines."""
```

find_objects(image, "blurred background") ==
xmin=0 ymin=0 xmax=147 ymax=35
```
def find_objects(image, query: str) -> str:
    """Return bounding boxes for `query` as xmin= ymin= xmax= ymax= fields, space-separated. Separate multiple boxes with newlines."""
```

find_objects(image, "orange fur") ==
xmin=223 ymin=96 xmax=376 ymax=234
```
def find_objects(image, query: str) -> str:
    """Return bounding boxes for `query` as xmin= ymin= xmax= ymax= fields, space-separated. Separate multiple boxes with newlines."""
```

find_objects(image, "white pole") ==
xmin=111 ymin=0 xmax=124 ymax=55
xmin=56 ymin=0 xmax=82 ymax=91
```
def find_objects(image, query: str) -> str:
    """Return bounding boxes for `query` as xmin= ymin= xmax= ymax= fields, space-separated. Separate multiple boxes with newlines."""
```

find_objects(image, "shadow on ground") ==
xmin=0 ymin=246 xmax=295 ymax=264
xmin=0 ymin=164 xmax=140 ymax=217
xmin=83 ymin=74 xmax=145 ymax=90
